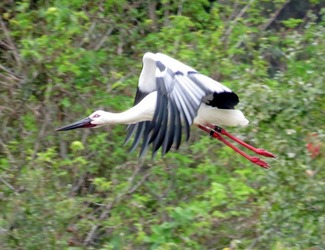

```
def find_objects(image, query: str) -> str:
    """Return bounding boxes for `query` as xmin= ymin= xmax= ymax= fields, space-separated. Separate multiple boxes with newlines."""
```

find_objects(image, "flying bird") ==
xmin=57 ymin=52 xmax=275 ymax=168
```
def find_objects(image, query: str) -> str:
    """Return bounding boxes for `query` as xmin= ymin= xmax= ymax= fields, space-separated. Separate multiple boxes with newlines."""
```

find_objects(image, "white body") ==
xmin=87 ymin=52 xmax=249 ymax=155
xmin=57 ymin=52 xmax=275 ymax=164
xmin=92 ymin=91 xmax=248 ymax=127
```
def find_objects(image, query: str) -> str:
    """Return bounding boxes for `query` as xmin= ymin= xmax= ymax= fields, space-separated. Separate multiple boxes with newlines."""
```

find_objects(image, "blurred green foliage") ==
xmin=0 ymin=0 xmax=324 ymax=249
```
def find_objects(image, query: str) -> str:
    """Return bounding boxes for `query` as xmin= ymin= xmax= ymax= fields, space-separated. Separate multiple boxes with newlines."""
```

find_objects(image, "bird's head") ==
xmin=56 ymin=110 xmax=107 ymax=131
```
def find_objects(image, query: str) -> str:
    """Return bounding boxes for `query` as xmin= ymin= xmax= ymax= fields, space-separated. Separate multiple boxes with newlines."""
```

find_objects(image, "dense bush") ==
xmin=0 ymin=0 xmax=324 ymax=249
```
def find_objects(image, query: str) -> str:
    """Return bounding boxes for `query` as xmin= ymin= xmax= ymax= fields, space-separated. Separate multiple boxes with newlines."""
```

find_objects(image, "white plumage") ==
xmin=57 ymin=52 xmax=275 ymax=168
xmin=124 ymin=52 xmax=248 ymax=156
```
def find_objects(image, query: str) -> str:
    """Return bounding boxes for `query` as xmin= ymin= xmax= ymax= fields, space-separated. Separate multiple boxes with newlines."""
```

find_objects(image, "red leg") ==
xmin=206 ymin=124 xmax=276 ymax=158
xmin=198 ymin=125 xmax=271 ymax=169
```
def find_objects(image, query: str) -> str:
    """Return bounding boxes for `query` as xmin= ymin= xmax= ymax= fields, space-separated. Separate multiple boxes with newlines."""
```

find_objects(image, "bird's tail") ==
xmin=211 ymin=109 xmax=249 ymax=126
xmin=196 ymin=108 xmax=249 ymax=126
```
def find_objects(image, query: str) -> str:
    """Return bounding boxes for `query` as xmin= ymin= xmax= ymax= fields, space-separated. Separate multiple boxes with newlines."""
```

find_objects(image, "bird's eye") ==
xmin=92 ymin=114 xmax=100 ymax=118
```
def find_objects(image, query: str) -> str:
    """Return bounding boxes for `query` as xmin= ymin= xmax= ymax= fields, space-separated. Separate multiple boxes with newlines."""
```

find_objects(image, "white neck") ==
xmin=102 ymin=109 xmax=150 ymax=124
xmin=101 ymin=92 xmax=157 ymax=125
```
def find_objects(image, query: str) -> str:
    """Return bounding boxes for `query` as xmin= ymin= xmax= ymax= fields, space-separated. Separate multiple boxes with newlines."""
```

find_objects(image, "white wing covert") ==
xmin=125 ymin=52 xmax=239 ymax=157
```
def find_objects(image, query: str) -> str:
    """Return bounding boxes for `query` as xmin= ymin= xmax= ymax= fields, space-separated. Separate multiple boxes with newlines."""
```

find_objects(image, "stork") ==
xmin=57 ymin=52 xmax=275 ymax=168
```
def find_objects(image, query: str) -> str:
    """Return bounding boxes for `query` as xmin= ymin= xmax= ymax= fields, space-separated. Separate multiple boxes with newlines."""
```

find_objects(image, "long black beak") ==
xmin=56 ymin=117 xmax=96 ymax=131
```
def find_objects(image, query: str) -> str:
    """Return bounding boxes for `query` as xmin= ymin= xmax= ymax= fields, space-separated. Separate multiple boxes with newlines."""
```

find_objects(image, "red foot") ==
xmin=255 ymin=148 xmax=276 ymax=158
xmin=197 ymin=125 xmax=274 ymax=169
xmin=250 ymin=157 xmax=271 ymax=169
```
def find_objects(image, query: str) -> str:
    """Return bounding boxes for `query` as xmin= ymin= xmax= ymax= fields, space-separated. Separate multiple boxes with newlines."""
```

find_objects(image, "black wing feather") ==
xmin=124 ymin=87 xmax=150 ymax=145
xmin=162 ymin=98 xmax=176 ymax=155
xmin=149 ymin=78 xmax=166 ymax=143
xmin=125 ymin=53 xmax=235 ymax=157
xmin=138 ymin=121 xmax=151 ymax=157
xmin=129 ymin=122 xmax=145 ymax=152
xmin=172 ymin=96 xmax=182 ymax=149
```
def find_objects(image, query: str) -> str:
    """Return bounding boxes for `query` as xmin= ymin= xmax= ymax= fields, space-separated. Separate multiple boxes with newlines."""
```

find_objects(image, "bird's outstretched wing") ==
xmin=125 ymin=52 xmax=239 ymax=157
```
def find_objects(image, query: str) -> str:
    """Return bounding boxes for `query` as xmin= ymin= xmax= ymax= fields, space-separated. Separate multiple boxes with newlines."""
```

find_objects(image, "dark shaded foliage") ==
xmin=0 ymin=0 xmax=324 ymax=249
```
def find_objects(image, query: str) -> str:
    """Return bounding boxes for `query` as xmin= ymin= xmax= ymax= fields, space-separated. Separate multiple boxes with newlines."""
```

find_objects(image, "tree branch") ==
xmin=234 ymin=0 xmax=291 ymax=50
xmin=0 ymin=175 xmax=18 ymax=195
xmin=222 ymin=0 xmax=255 ymax=43
xmin=259 ymin=0 xmax=291 ymax=31
xmin=0 ymin=16 xmax=22 ymax=68
xmin=83 ymin=163 xmax=151 ymax=246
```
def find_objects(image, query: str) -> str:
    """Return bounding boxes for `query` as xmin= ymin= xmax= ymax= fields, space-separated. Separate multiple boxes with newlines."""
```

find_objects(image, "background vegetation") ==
xmin=0 ymin=0 xmax=324 ymax=249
